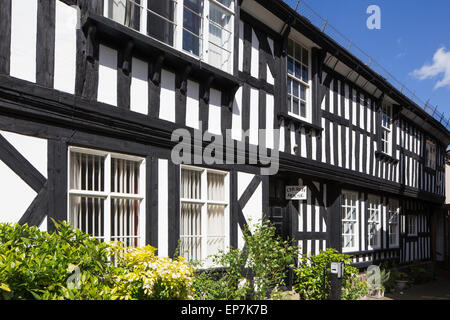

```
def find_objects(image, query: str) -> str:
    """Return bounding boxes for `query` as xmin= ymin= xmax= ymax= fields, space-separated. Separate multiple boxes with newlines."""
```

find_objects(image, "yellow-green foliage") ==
xmin=111 ymin=244 xmax=195 ymax=300
xmin=0 ymin=222 xmax=195 ymax=300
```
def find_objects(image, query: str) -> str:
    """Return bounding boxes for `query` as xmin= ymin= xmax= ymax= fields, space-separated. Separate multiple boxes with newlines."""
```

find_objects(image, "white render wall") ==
xmin=0 ymin=131 xmax=47 ymax=227
xmin=10 ymin=0 xmax=37 ymax=83
xmin=237 ymin=171 xmax=262 ymax=250
xmin=159 ymin=69 xmax=176 ymax=123
xmin=97 ymin=45 xmax=118 ymax=106
xmin=130 ymin=57 xmax=149 ymax=115
xmin=157 ymin=159 xmax=169 ymax=257
xmin=54 ymin=1 xmax=77 ymax=94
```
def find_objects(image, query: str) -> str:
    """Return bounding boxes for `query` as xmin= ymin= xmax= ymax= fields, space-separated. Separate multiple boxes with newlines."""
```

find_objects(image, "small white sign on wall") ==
xmin=286 ymin=186 xmax=307 ymax=200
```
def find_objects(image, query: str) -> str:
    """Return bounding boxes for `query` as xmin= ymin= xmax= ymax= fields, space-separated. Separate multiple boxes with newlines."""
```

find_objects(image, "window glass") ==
xmin=388 ymin=200 xmax=400 ymax=247
xmin=180 ymin=167 xmax=228 ymax=262
xmin=106 ymin=0 xmax=234 ymax=74
xmin=147 ymin=0 xmax=176 ymax=45
xmin=381 ymin=104 xmax=392 ymax=155
xmin=367 ymin=197 xmax=381 ymax=248
xmin=287 ymin=39 xmax=310 ymax=120
xmin=426 ymin=140 xmax=436 ymax=169
xmin=341 ymin=191 xmax=358 ymax=251
xmin=69 ymin=149 xmax=144 ymax=247
xmin=215 ymin=0 xmax=233 ymax=8
xmin=408 ymin=215 xmax=418 ymax=236
xmin=208 ymin=2 xmax=233 ymax=71
xmin=109 ymin=0 xmax=139 ymax=29
xmin=183 ymin=0 xmax=203 ymax=56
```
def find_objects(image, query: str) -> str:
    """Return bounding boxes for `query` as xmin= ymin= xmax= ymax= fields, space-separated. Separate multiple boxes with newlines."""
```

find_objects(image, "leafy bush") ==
xmin=111 ymin=244 xmax=194 ymax=300
xmin=192 ymin=249 xmax=250 ymax=300
xmin=293 ymin=249 xmax=368 ymax=300
xmin=192 ymin=219 xmax=297 ymax=300
xmin=0 ymin=221 xmax=118 ymax=300
xmin=342 ymin=275 xmax=369 ymax=300
xmin=0 ymin=222 xmax=194 ymax=300
xmin=243 ymin=219 xmax=297 ymax=299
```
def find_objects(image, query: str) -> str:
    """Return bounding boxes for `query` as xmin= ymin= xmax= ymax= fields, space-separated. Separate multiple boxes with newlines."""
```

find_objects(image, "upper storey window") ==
xmin=105 ymin=0 xmax=234 ymax=74
xmin=426 ymin=139 xmax=436 ymax=170
xmin=287 ymin=39 xmax=310 ymax=122
xmin=381 ymin=104 xmax=393 ymax=155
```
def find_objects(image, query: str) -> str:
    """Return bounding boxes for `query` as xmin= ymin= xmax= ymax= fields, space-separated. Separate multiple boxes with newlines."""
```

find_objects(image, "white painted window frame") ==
xmin=341 ymin=190 xmax=359 ymax=253
xmin=103 ymin=0 xmax=235 ymax=74
xmin=203 ymin=0 xmax=234 ymax=73
xmin=180 ymin=165 xmax=230 ymax=265
xmin=425 ymin=139 xmax=436 ymax=170
xmin=407 ymin=215 xmax=418 ymax=237
xmin=367 ymin=195 xmax=381 ymax=250
xmin=387 ymin=199 xmax=400 ymax=248
xmin=287 ymin=38 xmax=312 ymax=123
xmin=381 ymin=104 xmax=393 ymax=156
xmin=67 ymin=146 xmax=146 ymax=247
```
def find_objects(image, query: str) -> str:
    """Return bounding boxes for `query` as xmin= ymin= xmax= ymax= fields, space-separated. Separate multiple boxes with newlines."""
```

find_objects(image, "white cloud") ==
xmin=411 ymin=47 xmax=450 ymax=89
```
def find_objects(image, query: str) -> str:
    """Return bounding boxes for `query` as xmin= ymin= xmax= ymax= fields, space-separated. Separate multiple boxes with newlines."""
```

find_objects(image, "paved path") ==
xmin=386 ymin=276 xmax=450 ymax=300
xmin=365 ymin=269 xmax=450 ymax=300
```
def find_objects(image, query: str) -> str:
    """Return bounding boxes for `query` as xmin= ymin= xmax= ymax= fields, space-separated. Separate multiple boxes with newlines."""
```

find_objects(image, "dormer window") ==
xmin=426 ymin=139 xmax=436 ymax=170
xmin=105 ymin=0 xmax=235 ymax=74
xmin=381 ymin=104 xmax=392 ymax=155
xmin=287 ymin=39 xmax=311 ymax=122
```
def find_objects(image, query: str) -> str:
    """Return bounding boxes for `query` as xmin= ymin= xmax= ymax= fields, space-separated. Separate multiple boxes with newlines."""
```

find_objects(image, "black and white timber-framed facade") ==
xmin=0 ymin=0 xmax=449 ymax=268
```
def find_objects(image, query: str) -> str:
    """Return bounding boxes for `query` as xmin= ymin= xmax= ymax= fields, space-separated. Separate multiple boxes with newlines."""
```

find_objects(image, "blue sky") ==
xmin=284 ymin=0 xmax=450 ymax=123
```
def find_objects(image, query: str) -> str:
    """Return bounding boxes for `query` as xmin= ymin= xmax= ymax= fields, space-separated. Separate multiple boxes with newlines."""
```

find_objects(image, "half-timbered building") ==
xmin=0 ymin=0 xmax=449 ymax=268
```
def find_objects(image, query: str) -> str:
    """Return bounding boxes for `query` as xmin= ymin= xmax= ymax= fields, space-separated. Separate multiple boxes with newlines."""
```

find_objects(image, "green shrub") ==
xmin=192 ymin=249 xmax=250 ymax=300
xmin=111 ymin=244 xmax=194 ymax=300
xmin=0 ymin=221 xmax=118 ymax=300
xmin=293 ymin=249 xmax=368 ymax=300
xmin=342 ymin=276 xmax=369 ymax=300
xmin=243 ymin=219 xmax=297 ymax=299
xmin=0 ymin=222 xmax=194 ymax=300
xmin=192 ymin=219 xmax=297 ymax=300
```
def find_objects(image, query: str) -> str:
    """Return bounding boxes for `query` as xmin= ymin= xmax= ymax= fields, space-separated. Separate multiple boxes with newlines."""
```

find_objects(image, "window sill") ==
xmin=277 ymin=112 xmax=323 ymax=134
xmin=344 ymin=248 xmax=400 ymax=255
xmin=375 ymin=151 xmax=399 ymax=164
xmin=342 ymin=247 xmax=359 ymax=254
xmin=83 ymin=14 xmax=241 ymax=108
